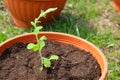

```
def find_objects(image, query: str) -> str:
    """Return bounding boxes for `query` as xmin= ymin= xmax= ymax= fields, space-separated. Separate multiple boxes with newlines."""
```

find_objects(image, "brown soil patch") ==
xmin=0 ymin=40 xmax=101 ymax=80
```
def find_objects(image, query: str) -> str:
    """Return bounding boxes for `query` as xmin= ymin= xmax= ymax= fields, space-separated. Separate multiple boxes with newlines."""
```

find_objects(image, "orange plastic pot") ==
xmin=0 ymin=32 xmax=108 ymax=80
xmin=112 ymin=0 xmax=120 ymax=11
xmin=4 ymin=0 xmax=67 ymax=28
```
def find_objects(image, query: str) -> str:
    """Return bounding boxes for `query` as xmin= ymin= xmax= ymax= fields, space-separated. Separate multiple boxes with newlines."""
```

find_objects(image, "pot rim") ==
xmin=0 ymin=32 xmax=108 ymax=80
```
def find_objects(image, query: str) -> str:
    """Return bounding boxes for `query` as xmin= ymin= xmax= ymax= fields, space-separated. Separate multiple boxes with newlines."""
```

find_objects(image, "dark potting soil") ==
xmin=0 ymin=40 xmax=101 ymax=80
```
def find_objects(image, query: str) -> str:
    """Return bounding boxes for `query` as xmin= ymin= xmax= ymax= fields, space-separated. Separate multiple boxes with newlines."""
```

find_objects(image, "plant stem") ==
xmin=39 ymin=49 xmax=43 ymax=69
xmin=35 ymin=34 xmax=39 ymax=43
xmin=36 ymin=33 xmax=43 ymax=69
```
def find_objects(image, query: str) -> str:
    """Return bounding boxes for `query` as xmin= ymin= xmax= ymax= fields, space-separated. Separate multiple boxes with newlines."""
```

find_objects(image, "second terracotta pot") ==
xmin=0 ymin=32 xmax=107 ymax=80
xmin=112 ymin=0 xmax=120 ymax=11
xmin=4 ymin=0 xmax=67 ymax=28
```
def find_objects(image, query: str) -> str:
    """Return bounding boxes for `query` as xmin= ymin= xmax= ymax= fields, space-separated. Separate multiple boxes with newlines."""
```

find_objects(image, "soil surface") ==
xmin=0 ymin=40 xmax=101 ymax=80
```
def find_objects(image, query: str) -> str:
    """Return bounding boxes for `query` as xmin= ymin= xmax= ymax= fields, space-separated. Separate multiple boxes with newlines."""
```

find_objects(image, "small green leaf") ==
xmin=49 ymin=55 xmax=59 ymax=60
xmin=33 ymin=26 xmax=43 ymax=35
xmin=27 ymin=43 xmax=35 ymax=49
xmin=37 ymin=26 xmax=43 ymax=28
xmin=43 ymin=58 xmax=51 ymax=67
xmin=40 ymin=36 xmax=47 ymax=41
xmin=39 ymin=40 xmax=45 ymax=50
xmin=35 ymin=18 xmax=38 ymax=23
xmin=44 ymin=8 xmax=57 ymax=14
xmin=40 ymin=10 xmax=46 ymax=18
xmin=32 ymin=44 xmax=39 ymax=52
xmin=31 ymin=21 xmax=36 ymax=27
xmin=27 ymin=43 xmax=39 ymax=52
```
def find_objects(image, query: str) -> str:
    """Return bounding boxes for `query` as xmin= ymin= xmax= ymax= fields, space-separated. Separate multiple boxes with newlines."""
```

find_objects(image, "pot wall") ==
xmin=112 ymin=0 xmax=120 ymax=11
xmin=4 ymin=0 xmax=67 ymax=28
xmin=0 ymin=32 xmax=107 ymax=80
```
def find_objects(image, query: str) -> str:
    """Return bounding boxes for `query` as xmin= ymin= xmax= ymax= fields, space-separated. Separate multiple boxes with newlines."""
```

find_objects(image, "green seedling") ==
xmin=27 ymin=8 xmax=59 ymax=71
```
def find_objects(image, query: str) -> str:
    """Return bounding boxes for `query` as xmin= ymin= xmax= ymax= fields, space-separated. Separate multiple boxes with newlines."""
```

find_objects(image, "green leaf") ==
xmin=40 ymin=10 xmax=46 ymax=18
xmin=37 ymin=26 xmax=43 ymax=28
xmin=33 ymin=26 xmax=43 ymax=35
xmin=32 ymin=44 xmax=39 ymax=52
xmin=27 ymin=43 xmax=35 ymax=49
xmin=44 ymin=8 xmax=57 ymax=14
xmin=27 ymin=43 xmax=39 ymax=52
xmin=31 ymin=21 xmax=36 ymax=27
xmin=39 ymin=40 xmax=45 ymax=50
xmin=35 ymin=18 xmax=38 ymax=24
xmin=49 ymin=55 xmax=59 ymax=60
xmin=40 ymin=36 xmax=47 ymax=41
xmin=43 ymin=58 xmax=51 ymax=67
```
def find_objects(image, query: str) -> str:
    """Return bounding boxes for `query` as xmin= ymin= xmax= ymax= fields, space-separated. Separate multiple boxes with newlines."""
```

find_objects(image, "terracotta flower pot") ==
xmin=4 ymin=0 xmax=67 ymax=28
xmin=0 ymin=32 xmax=108 ymax=80
xmin=112 ymin=0 xmax=120 ymax=11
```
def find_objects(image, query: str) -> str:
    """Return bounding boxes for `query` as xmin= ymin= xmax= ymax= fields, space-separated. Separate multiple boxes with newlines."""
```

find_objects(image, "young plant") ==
xmin=27 ymin=8 xmax=59 ymax=71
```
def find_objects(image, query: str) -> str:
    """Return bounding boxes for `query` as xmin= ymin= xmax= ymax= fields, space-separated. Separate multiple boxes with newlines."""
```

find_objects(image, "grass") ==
xmin=0 ymin=12 xmax=24 ymax=43
xmin=0 ymin=0 xmax=120 ymax=79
